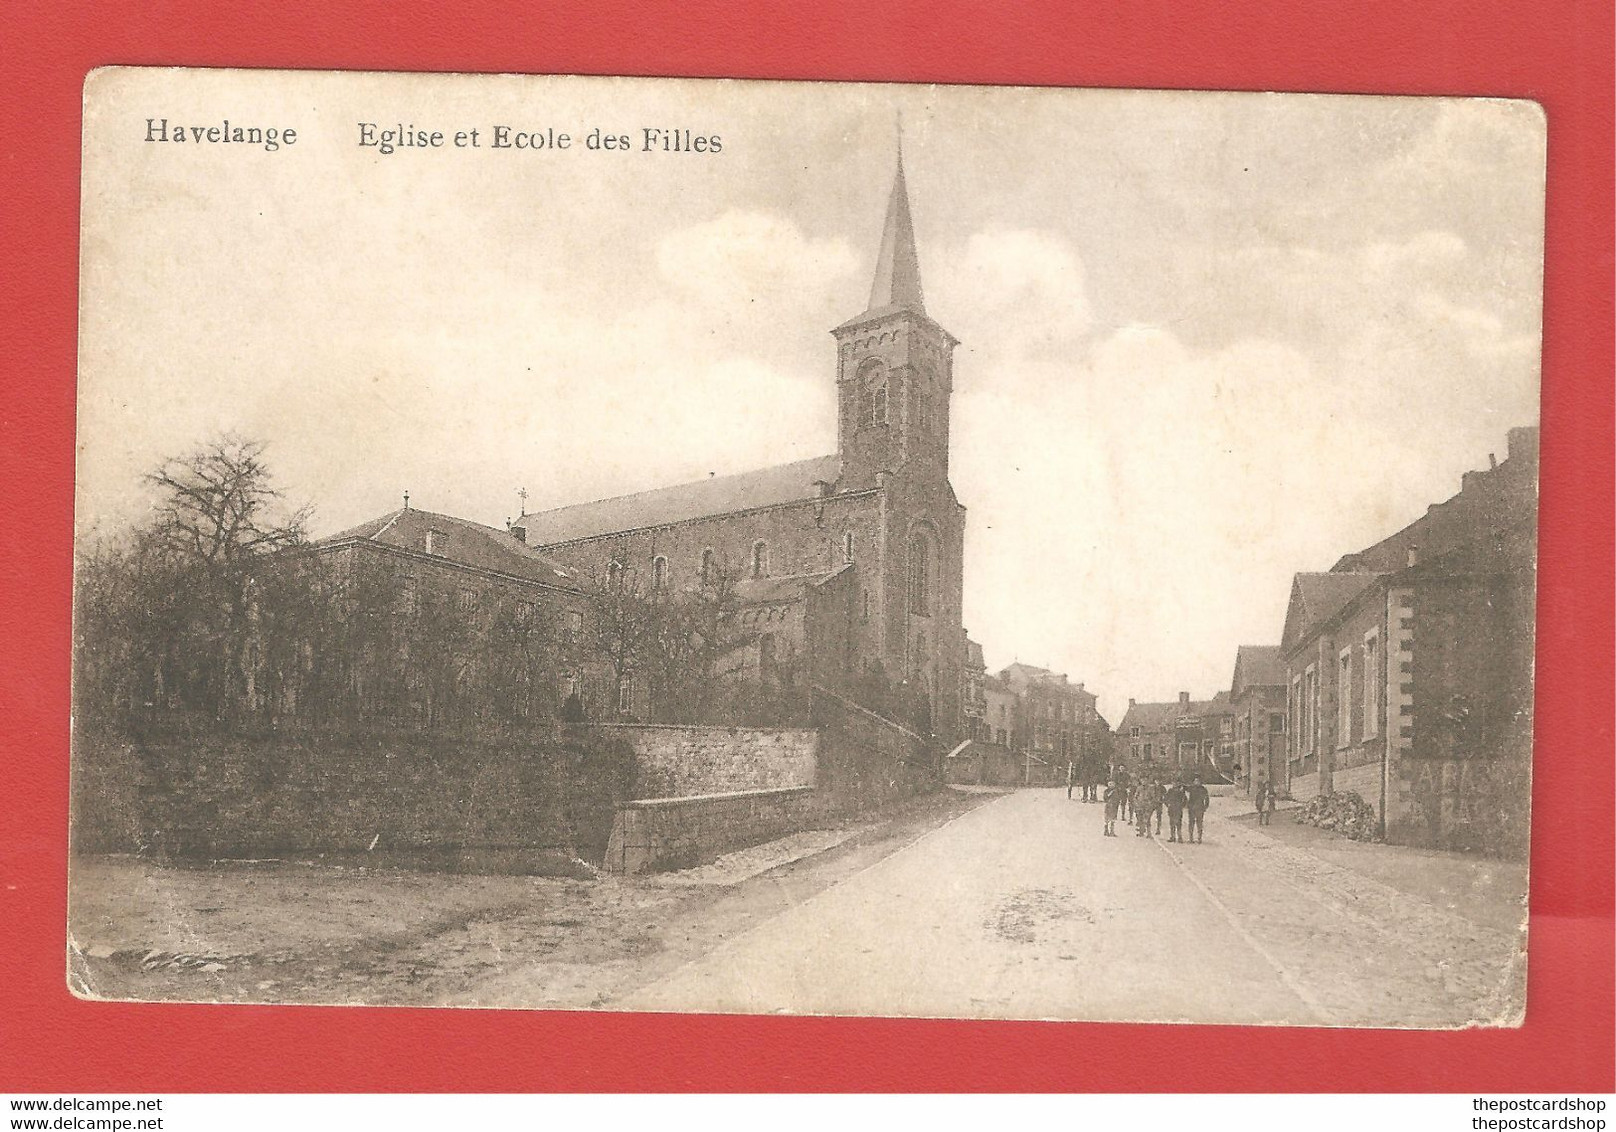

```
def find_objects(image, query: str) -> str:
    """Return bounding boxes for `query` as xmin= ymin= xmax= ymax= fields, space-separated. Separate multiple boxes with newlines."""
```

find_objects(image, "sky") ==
xmin=77 ymin=71 xmax=1546 ymax=723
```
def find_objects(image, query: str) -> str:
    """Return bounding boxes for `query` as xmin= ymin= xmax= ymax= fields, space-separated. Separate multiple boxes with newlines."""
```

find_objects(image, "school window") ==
xmin=515 ymin=600 xmax=535 ymax=624
xmin=617 ymin=675 xmax=635 ymax=715
xmin=750 ymin=540 xmax=769 ymax=579
xmin=1289 ymin=675 xmax=1302 ymax=758
xmin=457 ymin=587 xmax=479 ymax=614
xmin=1337 ymin=646 xmax=1353 ymax=748
xmin=606 ymin=559 xmax=624 ymax=586
xmin=842 ymin=531 xmax=855 ymax=564
xmin=699 ymin=548 xmax=715 ymax=583
xmin=651 ymin=555 xmax=669 ymax=591
xmin=1301 ymin=666 xmax=1317 ymax=754
xmin=566 ymin=609 xmax=583 ymax=642
xmin=1144 ymin=743 xmax=1153 ymax=759
xmin=1130 ymin=726 xmax=1140 ymax=738
xmin=398 ymin=576 xmax=418 ymax=615
xmin=1363 ymin=629 xmax=1380 ymax=738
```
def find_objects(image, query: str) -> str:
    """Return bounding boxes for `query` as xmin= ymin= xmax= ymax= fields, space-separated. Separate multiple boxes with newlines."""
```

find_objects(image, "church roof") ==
xmin=319 ymin=506 xmax=582 ymax=590
xmin=729 ymin=564 xmax=851 ymax=606
xmin=516 ymin=453 xmax=843 ymax=546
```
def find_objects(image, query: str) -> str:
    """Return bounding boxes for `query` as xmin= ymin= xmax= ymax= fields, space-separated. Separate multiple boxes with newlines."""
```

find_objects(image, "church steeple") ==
xmin=832 ymin=131 xmax=956 ymax=492
xmin=865 ymin=142 xmax=925 ymax=316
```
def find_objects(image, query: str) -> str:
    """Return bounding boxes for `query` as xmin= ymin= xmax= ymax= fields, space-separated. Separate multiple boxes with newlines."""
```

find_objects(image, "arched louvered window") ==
xmin=859 ymin=358 xmax=888 ymax=427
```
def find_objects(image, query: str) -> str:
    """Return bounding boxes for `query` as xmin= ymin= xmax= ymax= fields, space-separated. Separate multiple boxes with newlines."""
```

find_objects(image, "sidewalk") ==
xmin=1212 ymin=795 xmax=1527 ymax=936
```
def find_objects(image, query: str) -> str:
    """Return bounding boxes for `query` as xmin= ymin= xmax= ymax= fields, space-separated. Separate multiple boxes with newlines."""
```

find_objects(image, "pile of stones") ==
xmin=1293 ymin=791 xmax=1382 ymax=842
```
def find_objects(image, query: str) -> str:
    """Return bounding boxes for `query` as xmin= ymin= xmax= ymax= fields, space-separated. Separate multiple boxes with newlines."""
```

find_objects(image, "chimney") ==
xmin=1507 ymin=425 xmax=1539 ymax=462
xmin=1407 ymin=544 xmax=1419 ymax=568
xmin=1179 ymin=691 xmax=1190 ymax=706
xmin=1076 ymin=682 xmax=1084 ymax=692
xmin=1489 ymin=452 xmax=1498 ymax=470
xmin=510 ymin=524 xmax=528 ymax=545
xmin=1128 ymin=697 xmax=1136 ymax=708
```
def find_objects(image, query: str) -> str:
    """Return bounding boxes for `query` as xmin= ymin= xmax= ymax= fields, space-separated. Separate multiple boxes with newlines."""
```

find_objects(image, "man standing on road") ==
xmin=1255 ymin=775 xmax=1273 ymax=826
xmin=1066 ymin=760 xmax=1075 ymax=800
xmin=1186 ymin=775 xmax=1211 ymax=843
xmin=1102 ymin=777 xmax=1121 ymax=837
xmin=1115 ymin=764 xmax=1133 ymax=824
xmin=1164 ymin=780 xmax=1186 ymax=842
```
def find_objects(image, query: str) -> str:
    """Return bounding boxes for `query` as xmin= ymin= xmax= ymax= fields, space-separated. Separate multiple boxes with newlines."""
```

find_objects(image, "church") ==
xmin=511 ymin=147 xmax=970 ymax=743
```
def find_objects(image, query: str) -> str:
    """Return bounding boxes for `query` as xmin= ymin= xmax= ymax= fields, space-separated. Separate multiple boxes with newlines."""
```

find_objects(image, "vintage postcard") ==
xmin=70 ymin=68 xmax=1544 ymax=1026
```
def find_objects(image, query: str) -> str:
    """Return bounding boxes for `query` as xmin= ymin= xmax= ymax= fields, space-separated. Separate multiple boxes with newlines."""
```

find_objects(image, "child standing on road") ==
xmin=1255 ymin=776 xmax=1273 ymax=826
xmin=1103 ymin=779 xmax=1121 ymax=837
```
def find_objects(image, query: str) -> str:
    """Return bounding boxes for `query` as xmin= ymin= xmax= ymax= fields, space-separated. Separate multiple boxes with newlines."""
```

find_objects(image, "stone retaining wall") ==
xmin=604 ymin=786 xmax=818 ymax=874
xmin=588 ymin=723 xmax=817 ymax=798
xmin=71 ymin=718 xmax=634 ymax=868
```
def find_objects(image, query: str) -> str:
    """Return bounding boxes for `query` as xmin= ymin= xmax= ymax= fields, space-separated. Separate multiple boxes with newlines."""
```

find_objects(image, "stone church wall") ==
xmin=542 ymin=492 xmax=882 ymax=595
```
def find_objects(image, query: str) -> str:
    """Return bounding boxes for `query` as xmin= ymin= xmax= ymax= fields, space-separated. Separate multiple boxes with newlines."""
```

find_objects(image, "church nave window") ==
xmin=651 ymin=555 xmax=669 ymax=591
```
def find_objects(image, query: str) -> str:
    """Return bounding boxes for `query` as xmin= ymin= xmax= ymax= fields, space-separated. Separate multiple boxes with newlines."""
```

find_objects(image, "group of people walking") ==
xmin=1093 ymin=766 xmax=1210 ymax=843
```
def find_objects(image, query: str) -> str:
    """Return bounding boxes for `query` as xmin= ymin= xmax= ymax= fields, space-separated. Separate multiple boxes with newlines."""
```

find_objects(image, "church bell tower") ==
xmin=832 ymin=142 xmax=959 ymax=493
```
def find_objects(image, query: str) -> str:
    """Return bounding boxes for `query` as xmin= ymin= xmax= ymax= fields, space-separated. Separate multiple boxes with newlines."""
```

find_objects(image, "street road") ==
xmin=622 ymin=789 xmax=1524 ymax=1026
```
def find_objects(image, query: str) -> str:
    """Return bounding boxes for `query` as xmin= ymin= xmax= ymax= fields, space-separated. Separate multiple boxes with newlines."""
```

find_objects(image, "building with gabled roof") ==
xmin=992 ymin=662 xmax=1102 ymax=781
xmin=1279 ymin=426 xmax=1537 ymax=854
xmin=1228 ymin=645 xmax=1288 ymax=796
xmin=290 ymin=503 xmax=595 ymax=726
xmin=1116 ymin=688 xmax=1237 ymax=782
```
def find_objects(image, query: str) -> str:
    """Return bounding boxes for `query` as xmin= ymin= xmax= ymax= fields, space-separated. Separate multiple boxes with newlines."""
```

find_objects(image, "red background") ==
xmin=2 ymin=0 xmax=1611 ymax=1093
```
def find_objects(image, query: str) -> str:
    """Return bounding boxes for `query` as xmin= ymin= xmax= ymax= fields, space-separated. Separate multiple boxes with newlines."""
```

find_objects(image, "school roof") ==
xmin=318 ymin=506 xmax=582 ymax=590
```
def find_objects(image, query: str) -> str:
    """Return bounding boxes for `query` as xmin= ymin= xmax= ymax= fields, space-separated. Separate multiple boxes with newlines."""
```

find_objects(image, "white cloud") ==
xmin=656 ymin=210 xmax=858 ymax=315
xmin=935 ymin=228 xmax=1093 ymax=365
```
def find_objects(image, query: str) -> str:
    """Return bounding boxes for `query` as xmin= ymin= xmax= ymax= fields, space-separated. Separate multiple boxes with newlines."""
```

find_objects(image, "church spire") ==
xmin=866 ymin=134 xmax=926 ymax=316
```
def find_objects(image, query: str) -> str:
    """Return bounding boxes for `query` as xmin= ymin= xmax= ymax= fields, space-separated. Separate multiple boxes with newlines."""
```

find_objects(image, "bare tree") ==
xmin=75 ymin=434 xmax=311 ymax=720
xmin=585 ymin=566 xmax=660 ymax=718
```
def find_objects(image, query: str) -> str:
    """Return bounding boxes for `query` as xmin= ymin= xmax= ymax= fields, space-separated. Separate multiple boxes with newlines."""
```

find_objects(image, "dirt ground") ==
xmin=1226 ymin=802 xmax=1528 ymax=935
xmin=67 ymin=787 xmax=999 ymax=1010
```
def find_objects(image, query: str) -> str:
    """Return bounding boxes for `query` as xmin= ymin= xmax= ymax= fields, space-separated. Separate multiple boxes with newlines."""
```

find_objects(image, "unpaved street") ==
xmin=70 ymin=787 xmax=1525 ymax=1027
xmin=620 ymin=790 xmax=1526 ymax=1026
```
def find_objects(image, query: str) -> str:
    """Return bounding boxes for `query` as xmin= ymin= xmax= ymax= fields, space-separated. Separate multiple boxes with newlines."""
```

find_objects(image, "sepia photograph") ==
xmin=69 ymin=68 xmax=1544 ymax=1027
